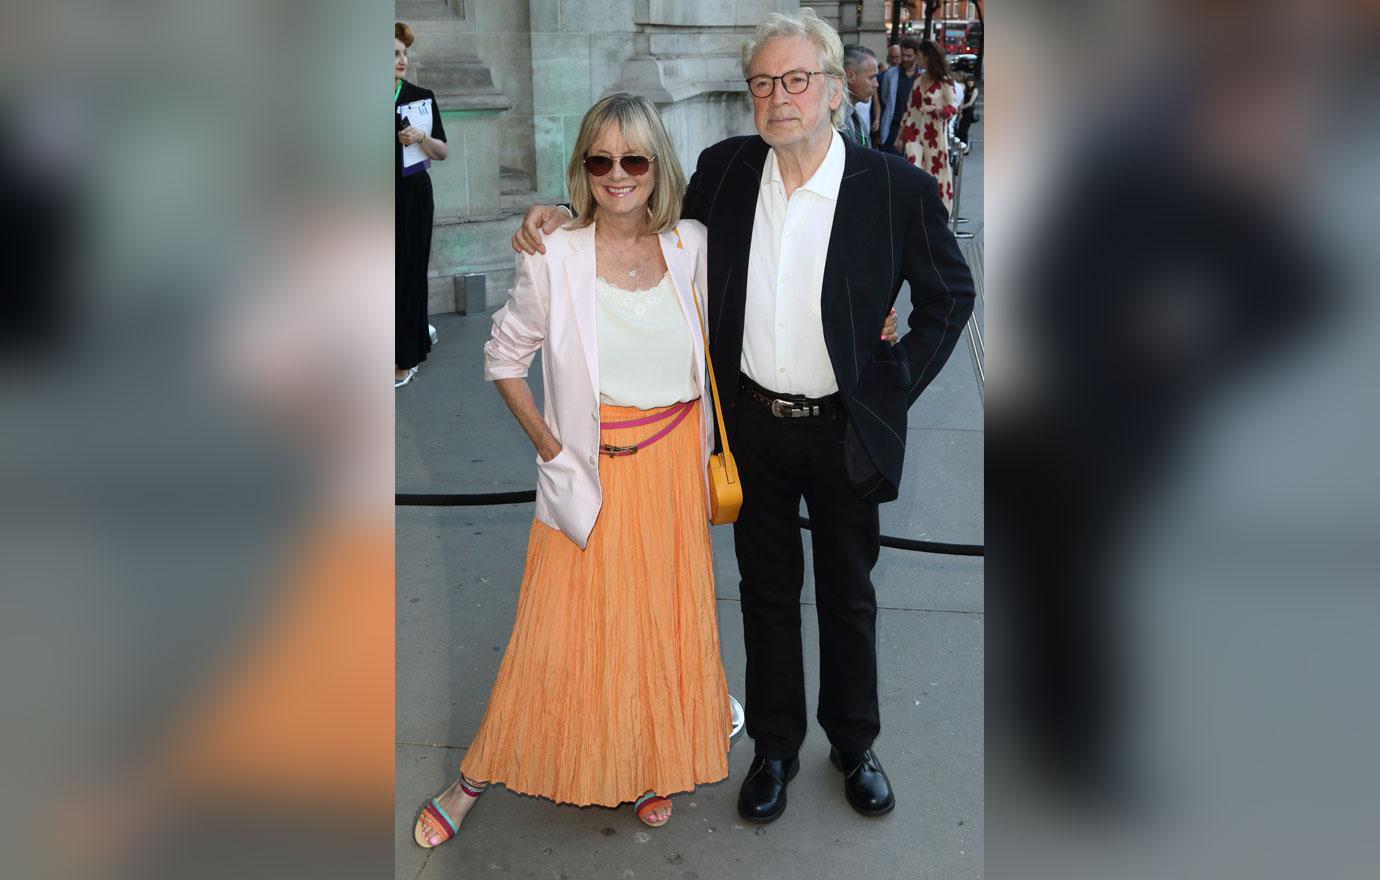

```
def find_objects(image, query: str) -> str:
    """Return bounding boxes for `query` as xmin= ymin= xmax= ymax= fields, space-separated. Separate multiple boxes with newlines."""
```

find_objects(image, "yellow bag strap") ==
xmin=673 ymin=227 xmax=735 ymax=468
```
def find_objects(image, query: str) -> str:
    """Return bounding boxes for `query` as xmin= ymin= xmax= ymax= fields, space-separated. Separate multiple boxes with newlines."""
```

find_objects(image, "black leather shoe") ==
xmin=737 ymin=755 xmax=800 ymax=823
xmin=829 ymin=748 xmax=896 ymax=816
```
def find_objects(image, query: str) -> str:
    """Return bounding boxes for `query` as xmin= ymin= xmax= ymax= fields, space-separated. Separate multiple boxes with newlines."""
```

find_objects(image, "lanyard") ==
xmin=394 ymin=80 xmax=403 ymax=103
xmin=851 ymin=113 xmax=867 ymax=146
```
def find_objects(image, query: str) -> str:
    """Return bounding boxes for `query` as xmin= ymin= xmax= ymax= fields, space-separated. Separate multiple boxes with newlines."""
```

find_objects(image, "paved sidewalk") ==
xmin=395 ymin=124 xmax=984 ymax=880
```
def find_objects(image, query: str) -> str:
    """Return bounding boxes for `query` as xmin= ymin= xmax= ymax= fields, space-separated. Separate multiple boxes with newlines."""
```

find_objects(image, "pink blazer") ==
xmin=483 ymin=220 xmax=712 ymax=549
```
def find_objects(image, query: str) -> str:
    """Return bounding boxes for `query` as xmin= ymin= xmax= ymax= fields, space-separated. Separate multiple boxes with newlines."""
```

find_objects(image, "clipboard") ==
xmin=397 ymin=98 xmax=434 ymax=175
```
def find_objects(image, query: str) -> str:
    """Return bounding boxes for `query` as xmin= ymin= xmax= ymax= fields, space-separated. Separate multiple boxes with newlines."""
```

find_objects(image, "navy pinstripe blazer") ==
xmin=681 ymin=134 xmax=975 ymax=503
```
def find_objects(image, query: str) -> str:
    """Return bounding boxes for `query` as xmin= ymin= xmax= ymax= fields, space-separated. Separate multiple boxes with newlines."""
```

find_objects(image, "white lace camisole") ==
xmin=594 ymin=271 xmax=696 ymax=408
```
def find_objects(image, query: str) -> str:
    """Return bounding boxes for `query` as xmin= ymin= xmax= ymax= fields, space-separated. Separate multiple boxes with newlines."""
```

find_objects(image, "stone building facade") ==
xmin=396 ymin=1 xmax=895 ymax=312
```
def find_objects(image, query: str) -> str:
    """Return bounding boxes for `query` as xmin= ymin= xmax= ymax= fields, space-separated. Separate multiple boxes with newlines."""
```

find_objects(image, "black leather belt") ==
xmin=739 ymin=373 xmax=842 ymax=419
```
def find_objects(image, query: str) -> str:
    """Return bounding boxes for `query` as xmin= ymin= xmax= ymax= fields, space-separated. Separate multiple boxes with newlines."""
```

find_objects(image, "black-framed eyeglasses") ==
xmin=583 ymin=154 xmax=655 ymax=177
xmin=745 ymin=70 xmax=826 ymax=98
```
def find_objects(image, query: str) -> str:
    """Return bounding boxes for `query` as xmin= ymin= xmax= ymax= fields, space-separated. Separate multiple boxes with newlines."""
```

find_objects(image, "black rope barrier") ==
xmin=397 ymin=490 xmax=536 ymax=507
xmin=395 ymin=492 xmax=984 ymax=557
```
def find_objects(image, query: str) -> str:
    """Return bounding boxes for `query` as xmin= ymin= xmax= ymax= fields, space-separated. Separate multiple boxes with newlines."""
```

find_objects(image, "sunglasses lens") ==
xmin=584 ymin=156 xmax=613 ymax=176
xmin=621 ymin=156 xmax=650 ymax=175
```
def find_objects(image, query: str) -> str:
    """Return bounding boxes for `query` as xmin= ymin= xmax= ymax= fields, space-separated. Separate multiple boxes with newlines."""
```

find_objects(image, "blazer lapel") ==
xmin=820 ymin=140 xmax=881 ymax=323
xmin=713 ymin=138 xmax=769 ymax=346
xmin=562 ymin=225 xmax=600 ymax=396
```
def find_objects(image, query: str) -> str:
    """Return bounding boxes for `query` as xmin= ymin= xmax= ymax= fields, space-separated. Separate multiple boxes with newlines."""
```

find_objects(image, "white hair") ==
xmin=740 ymin=8 xmax=848 ymax=131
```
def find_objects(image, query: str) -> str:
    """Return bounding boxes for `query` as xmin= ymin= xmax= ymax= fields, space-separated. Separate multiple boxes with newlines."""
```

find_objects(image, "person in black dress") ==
xmin=955 ymin=76 xmax=979 ymax=148
xmin=395 ymin=21 xmax=448 ymax=387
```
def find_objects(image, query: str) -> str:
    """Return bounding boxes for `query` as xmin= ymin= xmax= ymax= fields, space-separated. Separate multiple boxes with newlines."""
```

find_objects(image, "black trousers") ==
xmin=395 ymin=171 xmax=434 ymax=371
xmin=732 ymin=387 xmax=882 ymax=759
xmin=955 ymin=107 xmax=978 ymax=144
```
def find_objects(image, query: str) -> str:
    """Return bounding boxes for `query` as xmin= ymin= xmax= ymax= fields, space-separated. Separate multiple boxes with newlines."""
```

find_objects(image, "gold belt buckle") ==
xmin=600 ymin=443 xmax=638 ymax=457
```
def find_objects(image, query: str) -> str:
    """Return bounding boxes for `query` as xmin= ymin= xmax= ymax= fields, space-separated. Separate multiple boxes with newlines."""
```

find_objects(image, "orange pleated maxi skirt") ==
xmin=460 ymin=398 xmax=731 ymax=807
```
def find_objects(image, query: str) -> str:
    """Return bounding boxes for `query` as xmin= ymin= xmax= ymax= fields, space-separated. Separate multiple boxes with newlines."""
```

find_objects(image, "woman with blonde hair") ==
xmin=411 ymin=93 xmax=729 ymax=843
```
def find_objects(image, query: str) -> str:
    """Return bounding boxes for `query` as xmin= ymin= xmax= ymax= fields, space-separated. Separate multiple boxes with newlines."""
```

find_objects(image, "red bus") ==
xmin=939 ymin=20 xmax=981 ymax=55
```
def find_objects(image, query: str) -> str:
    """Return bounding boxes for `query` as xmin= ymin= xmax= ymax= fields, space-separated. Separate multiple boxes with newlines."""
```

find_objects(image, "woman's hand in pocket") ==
xmin=536 ymin=437 xmax=563 ymax=463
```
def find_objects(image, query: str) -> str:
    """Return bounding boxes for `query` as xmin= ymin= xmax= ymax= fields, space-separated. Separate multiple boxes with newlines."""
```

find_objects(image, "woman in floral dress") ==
xmin=897 ymin=40 xmax=958 ymax=212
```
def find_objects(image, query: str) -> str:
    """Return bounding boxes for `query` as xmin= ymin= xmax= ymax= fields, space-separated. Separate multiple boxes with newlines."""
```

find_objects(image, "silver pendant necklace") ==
xmin=598 ymin=233 xmax=648 ymax=282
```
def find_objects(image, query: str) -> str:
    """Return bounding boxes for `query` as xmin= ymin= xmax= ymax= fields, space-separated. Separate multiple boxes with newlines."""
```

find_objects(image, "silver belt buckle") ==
xmin=770 ymin=399 xmax=793 ymax=418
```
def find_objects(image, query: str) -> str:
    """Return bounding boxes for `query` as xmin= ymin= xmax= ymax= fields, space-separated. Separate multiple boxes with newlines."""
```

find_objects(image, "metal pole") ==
xmin=949 ymin=142 xmax=975 ymax=240
xmin=952 ymin=131 xmax=971 ymax=223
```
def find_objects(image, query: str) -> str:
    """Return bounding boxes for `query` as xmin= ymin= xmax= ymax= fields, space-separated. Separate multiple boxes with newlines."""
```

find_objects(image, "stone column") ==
xmin=398 ymin=1 xmax=515 ymax=312
xmin=607 ymin=1 xmax=800 ymax=176
xmin=527 ymin=1 xmax=644 ymax=200
xmin=858 ymin=0 xmax=890 ymax=57
xmin=399 ymin=1 xmax=510 ymax=219
xmin=835 ymin=2 xmax=862 ymax=43
xmin=426 ymin=63 xmax=509 ymax=219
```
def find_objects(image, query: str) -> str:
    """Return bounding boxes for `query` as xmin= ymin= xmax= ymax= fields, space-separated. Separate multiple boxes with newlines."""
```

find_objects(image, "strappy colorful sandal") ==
xmin=635 ymin=792 xmax=672 ymax=828
xmin=413 ymin=775 xmax=487 ymax=848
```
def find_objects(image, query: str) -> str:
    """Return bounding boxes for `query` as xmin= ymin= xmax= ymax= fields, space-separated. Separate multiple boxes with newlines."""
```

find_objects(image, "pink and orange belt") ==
xmin=598 ymin=400 xmax=694 ymax=457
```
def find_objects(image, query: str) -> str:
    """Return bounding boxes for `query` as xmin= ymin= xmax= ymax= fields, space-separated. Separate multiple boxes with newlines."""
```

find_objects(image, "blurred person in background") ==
xmin=5 ymin=4 xmax=391 ymax=880
xmin=949 ymin=76 xmax=966 ymax=149
xmin=897 ymin=40 xmax=959 ymax=211
xmin=40 ymin=210 xmax=396 ymax=880
xmin=394 ymin=20 xmax=447 ymax=388
xmin=883 ymin=42 xmax=901 ymax=74
xmin=988 ymin=0 xmax=1335 ymax=830
xmin=411 ymin=93 xmax=731 ymax=846
xmin=876 ymin=36 xmax=921 ymax=155
xmin=873 ymin=43 xmax=902 ymax=143
xmin=0 ymin=120 xmax=78 ymax=361
xmin=843 ymin=44 xmax=880 ymax=147
xmin=955 ymin=75 xmax=979 ymax=150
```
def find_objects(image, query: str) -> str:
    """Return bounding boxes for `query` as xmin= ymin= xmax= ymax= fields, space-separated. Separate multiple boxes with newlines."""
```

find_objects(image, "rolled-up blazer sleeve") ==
xmin=484 ymin=249 xmax=548 ymax=380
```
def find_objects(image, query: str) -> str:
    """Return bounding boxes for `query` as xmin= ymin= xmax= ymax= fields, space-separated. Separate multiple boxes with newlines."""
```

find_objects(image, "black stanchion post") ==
xmin=950 ymin=142 xmax=975 ymax=240
xmin=951 ymin=133 xmax=970 ymax=224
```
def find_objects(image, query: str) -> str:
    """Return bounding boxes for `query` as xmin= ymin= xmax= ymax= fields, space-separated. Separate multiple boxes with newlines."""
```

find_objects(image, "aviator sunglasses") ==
xmin=583 ymin=154 xmax=655 ymax=177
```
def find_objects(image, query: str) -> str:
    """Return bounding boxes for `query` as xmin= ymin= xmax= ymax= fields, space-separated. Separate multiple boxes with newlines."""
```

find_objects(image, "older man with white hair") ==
xmin=514 ymin=9 xmax=974 ymax=825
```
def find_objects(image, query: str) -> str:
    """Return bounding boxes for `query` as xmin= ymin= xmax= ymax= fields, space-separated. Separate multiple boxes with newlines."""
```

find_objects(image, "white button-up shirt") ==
xmin=741 ymin=129 xmax=845 ymax=398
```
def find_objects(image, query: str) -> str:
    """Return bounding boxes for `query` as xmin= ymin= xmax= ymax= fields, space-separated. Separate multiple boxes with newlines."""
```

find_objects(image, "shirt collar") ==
xmin=764 ymin=129 xmax=846 ymax=201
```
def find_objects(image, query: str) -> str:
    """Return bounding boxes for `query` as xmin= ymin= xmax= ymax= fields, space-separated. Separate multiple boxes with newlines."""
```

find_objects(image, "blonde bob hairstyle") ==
xmin=565 ymin=93 xmax=685 ymax=235
xmin=740 ymin=8 xmax=848 ymax=131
